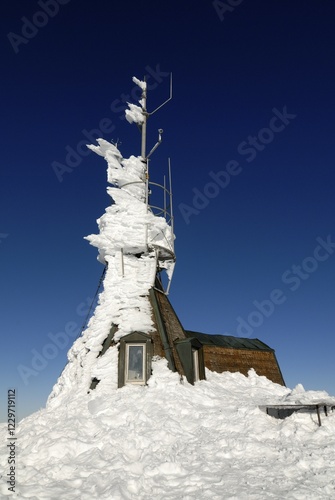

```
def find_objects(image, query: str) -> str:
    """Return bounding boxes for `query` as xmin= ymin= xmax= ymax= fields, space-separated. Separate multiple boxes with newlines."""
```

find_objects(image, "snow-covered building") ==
xmin=48 ymin=77 xmax=284 ymax=406
xmin=185 ymin=331 xmax=284 ymax=385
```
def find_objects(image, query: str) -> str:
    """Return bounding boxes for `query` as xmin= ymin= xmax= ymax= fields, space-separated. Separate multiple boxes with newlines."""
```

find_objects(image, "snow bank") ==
xmin=1 ymin=363 xmax=335 ymax=499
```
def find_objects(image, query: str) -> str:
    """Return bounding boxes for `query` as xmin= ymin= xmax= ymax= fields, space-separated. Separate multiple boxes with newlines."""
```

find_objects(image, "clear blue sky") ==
xmin=1 ymin=0 xmax=335 ymax=421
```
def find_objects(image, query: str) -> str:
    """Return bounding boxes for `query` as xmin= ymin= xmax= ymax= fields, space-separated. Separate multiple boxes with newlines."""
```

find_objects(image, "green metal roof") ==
xmin=185 ymin=331 xmax=274 ymax=351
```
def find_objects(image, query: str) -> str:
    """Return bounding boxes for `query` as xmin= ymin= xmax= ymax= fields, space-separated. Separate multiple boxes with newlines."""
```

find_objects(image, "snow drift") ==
xmin=1 ymin=362 xmax=335 ymax=499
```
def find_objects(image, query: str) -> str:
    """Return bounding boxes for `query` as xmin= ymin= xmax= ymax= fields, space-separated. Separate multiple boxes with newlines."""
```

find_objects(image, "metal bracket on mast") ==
xmin=140 ymin=73 xmax=173 ymax=161
xmin=147 ymin=129 xmax=163 ymax=160
xmin=148 ymin=73 xmax=173 ymax=118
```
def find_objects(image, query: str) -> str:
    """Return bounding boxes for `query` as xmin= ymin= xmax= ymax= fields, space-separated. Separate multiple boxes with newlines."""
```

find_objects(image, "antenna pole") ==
xmin=130 ymin=75 xmax=175 ymax=288
xmin=141 ymin=79 xmax=147 ymax=160
xmin=141 ymin=79 xmax=149 ymax=222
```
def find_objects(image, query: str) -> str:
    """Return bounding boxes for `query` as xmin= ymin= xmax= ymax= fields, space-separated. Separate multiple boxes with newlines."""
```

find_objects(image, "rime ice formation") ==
xmin=48 ymin=136 xmax=175 ymax=405
xmin=125 ymin=102 xmax=145 ymax=124
xmin=125 ymin=76 xmax=147 ymax=124
xmin=85 ymin=140 xmax=174 ymax=264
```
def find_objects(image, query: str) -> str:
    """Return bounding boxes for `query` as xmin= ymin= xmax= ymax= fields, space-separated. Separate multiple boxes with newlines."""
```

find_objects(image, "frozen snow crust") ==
xmin=1 ymin=361 xmax=335 ymax=499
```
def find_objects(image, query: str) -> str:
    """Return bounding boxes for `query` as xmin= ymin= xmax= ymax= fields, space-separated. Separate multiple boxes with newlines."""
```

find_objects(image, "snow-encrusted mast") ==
xmin=48 ymin=76 xmax=205 ymax=405
xmin=88 ymin=76 xmax=176 ymax=294
xmin=126 ymin=75 xmax=175 ymax=287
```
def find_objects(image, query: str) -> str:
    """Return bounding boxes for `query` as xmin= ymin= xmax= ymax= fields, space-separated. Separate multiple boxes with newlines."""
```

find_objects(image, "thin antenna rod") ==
xmin=149 ymin=73 xmax=173 ymax=116
xmin=168 ymin=158 xmax=174 ymax=250
xmin=163 ymin=175 xmax=166 ymax=219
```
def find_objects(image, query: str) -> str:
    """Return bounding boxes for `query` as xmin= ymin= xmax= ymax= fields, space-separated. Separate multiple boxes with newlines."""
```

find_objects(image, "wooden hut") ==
xmin=97 ymin=278 xmax=285 ymax=389
xmin=148 ymin=282 xmax=285 ymax=386
xmin=185 ymin=330 xmax=285 ymax=385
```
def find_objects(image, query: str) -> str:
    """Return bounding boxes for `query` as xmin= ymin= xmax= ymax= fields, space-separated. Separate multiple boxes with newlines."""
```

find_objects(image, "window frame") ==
xmin=192 ymin=347 xmax=200 ymax=382
xmin=118 ymin=332 xmax=152 ymax=388
xmin=125 ymin=343 xmax=146 ymax=385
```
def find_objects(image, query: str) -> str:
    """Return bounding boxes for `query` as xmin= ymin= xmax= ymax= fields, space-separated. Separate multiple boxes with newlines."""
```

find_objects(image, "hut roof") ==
xmin=185 ymin=331 xmax=274 ymax=351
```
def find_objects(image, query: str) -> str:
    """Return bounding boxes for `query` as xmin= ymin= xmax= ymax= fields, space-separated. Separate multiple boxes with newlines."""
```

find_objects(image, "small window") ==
xmin=192 ymin=348 xmax=200 ymax=382
xmin=125 ymin=344 xmax=146 ymax=384
xmin=118 ymin=332 xmax=152 ymax=388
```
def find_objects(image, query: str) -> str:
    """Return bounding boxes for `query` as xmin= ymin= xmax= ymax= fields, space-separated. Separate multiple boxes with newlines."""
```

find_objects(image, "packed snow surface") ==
xmin=1 ymin=361 xmax=335 ymax=499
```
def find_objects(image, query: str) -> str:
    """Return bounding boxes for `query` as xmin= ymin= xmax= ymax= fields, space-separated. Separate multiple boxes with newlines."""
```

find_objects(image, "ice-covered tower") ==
xmin=48 ymin=77 xmax=205 ymax=408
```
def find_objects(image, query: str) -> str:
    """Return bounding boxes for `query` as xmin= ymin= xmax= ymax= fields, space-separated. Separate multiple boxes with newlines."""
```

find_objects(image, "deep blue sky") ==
xmin=1 ymin=0 xmax=335 ymax=421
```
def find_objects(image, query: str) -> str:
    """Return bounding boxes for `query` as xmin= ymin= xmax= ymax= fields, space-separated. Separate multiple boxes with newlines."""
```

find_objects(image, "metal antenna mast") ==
xmin=138 ymin=74 xmax=172 ymax=213
xmin=131 ymin=74 xmax=175 ymax=293
xmin=140 ymin=78 xmax=148 ymax=160
xmin=139 ymin=73 xmax=172 ymax=163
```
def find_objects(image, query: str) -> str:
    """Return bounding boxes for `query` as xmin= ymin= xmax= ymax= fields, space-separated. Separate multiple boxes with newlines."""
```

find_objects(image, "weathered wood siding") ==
xmin=203 ymin=345 xmax=285 ymax=386
xmin=153 ymin=289 xmax=186 ymax=375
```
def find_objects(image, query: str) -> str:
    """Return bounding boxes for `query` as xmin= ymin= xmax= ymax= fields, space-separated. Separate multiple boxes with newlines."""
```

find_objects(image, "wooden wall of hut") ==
xmin=202 ymin=346 xmax=285 ymax=386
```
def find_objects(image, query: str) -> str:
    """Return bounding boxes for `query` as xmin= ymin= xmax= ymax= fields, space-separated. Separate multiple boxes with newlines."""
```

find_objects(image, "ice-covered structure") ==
xmin=48 ymin=77 xmax=204 ymax=408
xmin=48 ymin=77 xmax=284 ymax=410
